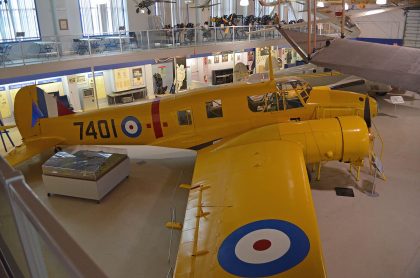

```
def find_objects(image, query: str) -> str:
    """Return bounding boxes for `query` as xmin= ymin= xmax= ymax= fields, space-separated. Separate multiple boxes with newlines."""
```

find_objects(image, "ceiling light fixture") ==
xmin=317 ymin=1 xmax=324 ymax=7
xmin=240 ymin=0 xmax=249 ymax=6
xmin=376 ymin=0 xmax=386 ymax=4
xmin=344 ymin=3 xmax=349 ymax=10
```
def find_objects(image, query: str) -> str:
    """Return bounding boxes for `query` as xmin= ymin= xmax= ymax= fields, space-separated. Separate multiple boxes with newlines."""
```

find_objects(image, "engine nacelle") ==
xmin=277 ymin=116 xmax=370 ymax=164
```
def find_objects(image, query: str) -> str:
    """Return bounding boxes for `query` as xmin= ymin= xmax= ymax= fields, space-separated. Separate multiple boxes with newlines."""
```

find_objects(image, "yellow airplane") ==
xmin=3 ymin=68 xmax=378 ymax=277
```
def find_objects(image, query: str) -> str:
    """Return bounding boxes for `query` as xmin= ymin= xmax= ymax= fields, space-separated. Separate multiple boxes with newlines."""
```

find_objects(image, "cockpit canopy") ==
xmin=276 ymin=78 xmax=312 ymax=103
xmin=248 ymin=77 xmax=312 ymax=113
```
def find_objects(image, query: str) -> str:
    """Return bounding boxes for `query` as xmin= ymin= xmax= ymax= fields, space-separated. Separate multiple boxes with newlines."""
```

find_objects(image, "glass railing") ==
xmin=0 ymin=157 xmax=106 ymax=277
xmin=0 ymin=24 xmax=338 ymax=70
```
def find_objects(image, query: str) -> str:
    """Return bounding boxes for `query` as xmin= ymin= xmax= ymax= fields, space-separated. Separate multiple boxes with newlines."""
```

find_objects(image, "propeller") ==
xmin=363 ymin=96 xmax=371 ymax=129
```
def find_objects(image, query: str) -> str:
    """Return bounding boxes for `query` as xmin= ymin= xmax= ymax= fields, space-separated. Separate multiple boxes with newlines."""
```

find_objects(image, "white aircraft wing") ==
xmin=278 ymin=28 xmax=420 ymax=92
xmin=310 ymin=38 xmax=420 ymax=92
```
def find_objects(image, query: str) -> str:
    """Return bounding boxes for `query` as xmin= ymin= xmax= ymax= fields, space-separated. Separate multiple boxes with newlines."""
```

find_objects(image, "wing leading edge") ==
xmin=175 ymin=138 xmax=326 ymax=277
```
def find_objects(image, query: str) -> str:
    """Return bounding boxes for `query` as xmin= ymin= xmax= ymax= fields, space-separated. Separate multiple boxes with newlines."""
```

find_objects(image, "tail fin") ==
xmin=14 ymin=85 xmax=74 ymax=140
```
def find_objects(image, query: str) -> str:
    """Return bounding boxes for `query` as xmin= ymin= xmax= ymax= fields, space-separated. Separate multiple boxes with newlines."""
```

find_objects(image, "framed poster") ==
xmin=114 ymin=68 xmax=131 ymax=91
xmin=222 ymin=54 xmax=228 ymax=62
xmin=77 ymin=75 xmax=86 ymax=84
xmin=214 ymin=55 xmax=219 ymax=63
xmin=132 ymin=67 xmax=144 ymax=86
xmin=59 ymin=19 xmax=68 ymax=30
xmin=247 ymin=51 xmax=254 ymax=62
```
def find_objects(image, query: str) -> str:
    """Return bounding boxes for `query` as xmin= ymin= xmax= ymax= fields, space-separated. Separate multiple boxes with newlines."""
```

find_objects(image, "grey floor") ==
xmin=5 ymin=92 xmax=420 ymax=277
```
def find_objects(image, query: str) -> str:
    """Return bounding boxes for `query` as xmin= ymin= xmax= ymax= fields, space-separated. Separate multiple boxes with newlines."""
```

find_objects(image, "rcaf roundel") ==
xmin=217 ymin=219 xmax=310 ymax=277
xmin=121 ymin=116 xmax=142 ymax=138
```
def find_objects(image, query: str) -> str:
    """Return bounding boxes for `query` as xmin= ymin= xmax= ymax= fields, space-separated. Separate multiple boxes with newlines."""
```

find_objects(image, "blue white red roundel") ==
xmin=217 ymin=219 xmax=310 ymax=277
xmin=121 ymin=116 xmax=142 ymax=138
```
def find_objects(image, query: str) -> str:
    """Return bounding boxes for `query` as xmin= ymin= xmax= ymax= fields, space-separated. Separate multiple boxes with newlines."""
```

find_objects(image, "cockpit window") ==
xmin=248 ymin=79 xmax=311 ymax=112
xmin=284 ymin=92 xmax=304 ymax=109
xmin=276 ymin=80 xmax=312 ymax=104
xmin=248 ymin=93 xmax=284 ymax=112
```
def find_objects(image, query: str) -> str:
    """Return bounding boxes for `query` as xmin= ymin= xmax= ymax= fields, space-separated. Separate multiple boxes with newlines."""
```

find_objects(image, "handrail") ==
xmin=0 ymin=23 xmax=341 ymax=70
xmin=0 ymin=157 xmax=107 ymax=277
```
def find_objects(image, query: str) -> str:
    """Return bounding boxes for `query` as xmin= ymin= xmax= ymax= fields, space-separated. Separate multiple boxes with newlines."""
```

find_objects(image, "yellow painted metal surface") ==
xmin=4 ymin=78 xmax=375 ymax=276
xmin=174 ymin=117 xmax=369 ymax=277
xmin=175 ymin=139 xmax=326 ymax=277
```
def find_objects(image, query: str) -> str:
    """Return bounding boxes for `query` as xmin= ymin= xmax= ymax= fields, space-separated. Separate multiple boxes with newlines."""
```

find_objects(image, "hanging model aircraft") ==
xmin=189 ymin=0 xmax=220 ymax=11
xmin=278 ymin=27 xmax=420 ymax=92
xmin=258 ymin=0 xmax=304 ymax=7
xmin=132 ymin=0 xmax=175 ymax=15
xmin=3 ymin=59 xmax=379 ymax=276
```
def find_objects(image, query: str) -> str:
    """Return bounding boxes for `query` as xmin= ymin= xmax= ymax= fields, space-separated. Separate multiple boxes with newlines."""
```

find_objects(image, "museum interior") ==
xmin=0 ymin=0 xmax=419 ymax=277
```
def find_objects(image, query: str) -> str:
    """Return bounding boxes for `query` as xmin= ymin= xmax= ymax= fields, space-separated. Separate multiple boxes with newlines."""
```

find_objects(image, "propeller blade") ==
xmin=364 ymin=96 xmax=372 ymax=128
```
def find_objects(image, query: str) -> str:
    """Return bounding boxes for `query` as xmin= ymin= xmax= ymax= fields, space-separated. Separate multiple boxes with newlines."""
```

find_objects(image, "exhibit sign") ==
xmin=390 ymin=96 xmax=404 ymax=104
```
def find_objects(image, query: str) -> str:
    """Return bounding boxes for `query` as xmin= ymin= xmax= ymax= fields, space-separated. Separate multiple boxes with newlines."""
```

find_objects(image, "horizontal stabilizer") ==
xmin=0 ymin=125 xmax=17 ymax=131
xmin=5 ymin=137 xmax=63 ymax=166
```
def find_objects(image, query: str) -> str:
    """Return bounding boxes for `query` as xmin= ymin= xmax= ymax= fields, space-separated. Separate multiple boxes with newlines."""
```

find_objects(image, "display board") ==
xmin=10 ymin=81 xmax=36 ymax=105
xmin=113 ymin=68 xmax=131 ymax=91
xmin=0 ymin=87 xmax=11 ymax=119
xmin=37 ymin=78 xmax=65 ymax=96
xmin=88 ymin=72 xmax=106 ymax=99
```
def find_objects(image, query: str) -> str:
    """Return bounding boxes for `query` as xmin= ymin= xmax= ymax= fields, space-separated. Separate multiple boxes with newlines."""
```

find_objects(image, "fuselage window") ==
xmin=248 ymin=93 xmax=284 ymax=112
xmin=177 ymin=110 xmax=193 ymax=125
xmin=206 ymin=99 xmax=223 ymax=118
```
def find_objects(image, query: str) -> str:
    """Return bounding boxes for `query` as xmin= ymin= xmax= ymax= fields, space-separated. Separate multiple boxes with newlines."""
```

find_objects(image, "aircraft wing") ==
xmin=279 ymin=28 xmax=420 ymax=92
xmin=174 ymin=134 xmax=326 ymax=276
xmin=5 ymin=137 xmax=64 ymax=166
xmin=328 ymin=76 xmax=365 ymax=90
xmin=310 ymin=38 xmax=420 ymax=92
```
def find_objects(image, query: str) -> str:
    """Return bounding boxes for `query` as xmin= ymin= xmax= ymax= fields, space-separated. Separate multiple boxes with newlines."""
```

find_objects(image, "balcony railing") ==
xmin=0 ymin=24 xmax=338 ymax=69
xmin=0 ymin=157 xmax=106 ymax=277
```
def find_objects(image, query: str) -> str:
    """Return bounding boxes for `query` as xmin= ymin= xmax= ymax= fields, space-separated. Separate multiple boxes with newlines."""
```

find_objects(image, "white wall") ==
xmin=36 ymin=0 xmax=82 ymax=37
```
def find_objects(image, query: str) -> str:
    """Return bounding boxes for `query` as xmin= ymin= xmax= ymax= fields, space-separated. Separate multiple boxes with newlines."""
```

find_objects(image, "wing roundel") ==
xmin=174 ymin=139 xmax=326 ymax=277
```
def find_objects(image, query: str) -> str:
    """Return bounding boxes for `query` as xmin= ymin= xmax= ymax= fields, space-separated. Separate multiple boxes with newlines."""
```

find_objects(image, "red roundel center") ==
xmin=253 ymin=239 xmax=271 ymax=251
xmin=129 ymin=124 xmax=134 ymax=130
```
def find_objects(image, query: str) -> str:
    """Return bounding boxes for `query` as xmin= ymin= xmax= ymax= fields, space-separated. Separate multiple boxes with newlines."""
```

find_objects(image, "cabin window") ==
xmin=284 ymin=92 xmax=304 ymax=109
xmin=248 ymin=93 xmax=284 ymax=112
xmin=206 ymin=99 xmax=223 ymax=118
xmin=177 ymin=110 xmax=193 ymax=125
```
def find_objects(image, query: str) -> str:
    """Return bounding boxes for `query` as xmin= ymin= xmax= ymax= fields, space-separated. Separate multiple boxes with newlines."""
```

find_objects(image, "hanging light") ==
xmin=344 ymin=3 xmax=349 ymax=10
xmin=376 ymin=0 xmax=386 ymax=4
xmin=240 ymin=0 xmax=249 ymax=6
xmin=317 ymin=1 xmax=325 ymax=7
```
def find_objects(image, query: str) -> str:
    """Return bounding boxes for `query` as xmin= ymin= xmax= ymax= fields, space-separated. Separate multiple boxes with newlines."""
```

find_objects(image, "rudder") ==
xmin=14 ymin=85 xmax=74 ymax=140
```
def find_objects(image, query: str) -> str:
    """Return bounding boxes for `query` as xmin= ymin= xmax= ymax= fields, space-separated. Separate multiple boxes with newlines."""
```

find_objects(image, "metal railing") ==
xmin=0 ymin=24 xmax=339 ymax=69
xmin=0 ymin=157 xmax=106 ymax=277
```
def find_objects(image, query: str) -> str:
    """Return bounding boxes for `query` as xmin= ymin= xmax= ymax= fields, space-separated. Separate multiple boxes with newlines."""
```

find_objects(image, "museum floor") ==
xmin=5 ymin=92 xmax=420 ymax=277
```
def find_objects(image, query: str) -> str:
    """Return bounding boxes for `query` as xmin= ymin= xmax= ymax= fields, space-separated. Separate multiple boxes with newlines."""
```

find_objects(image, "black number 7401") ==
xmin=73 ymin=120 xmax=118 ymax=140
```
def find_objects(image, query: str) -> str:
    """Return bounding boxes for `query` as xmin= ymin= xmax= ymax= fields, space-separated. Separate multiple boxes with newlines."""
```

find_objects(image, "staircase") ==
xmin=403 ymin=9 xmax=420 ymax=48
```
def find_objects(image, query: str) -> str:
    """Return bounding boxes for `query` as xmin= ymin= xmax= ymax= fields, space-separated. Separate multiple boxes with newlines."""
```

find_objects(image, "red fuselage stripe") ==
xmin=151 ymin=99 xmax=163 ymax=138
